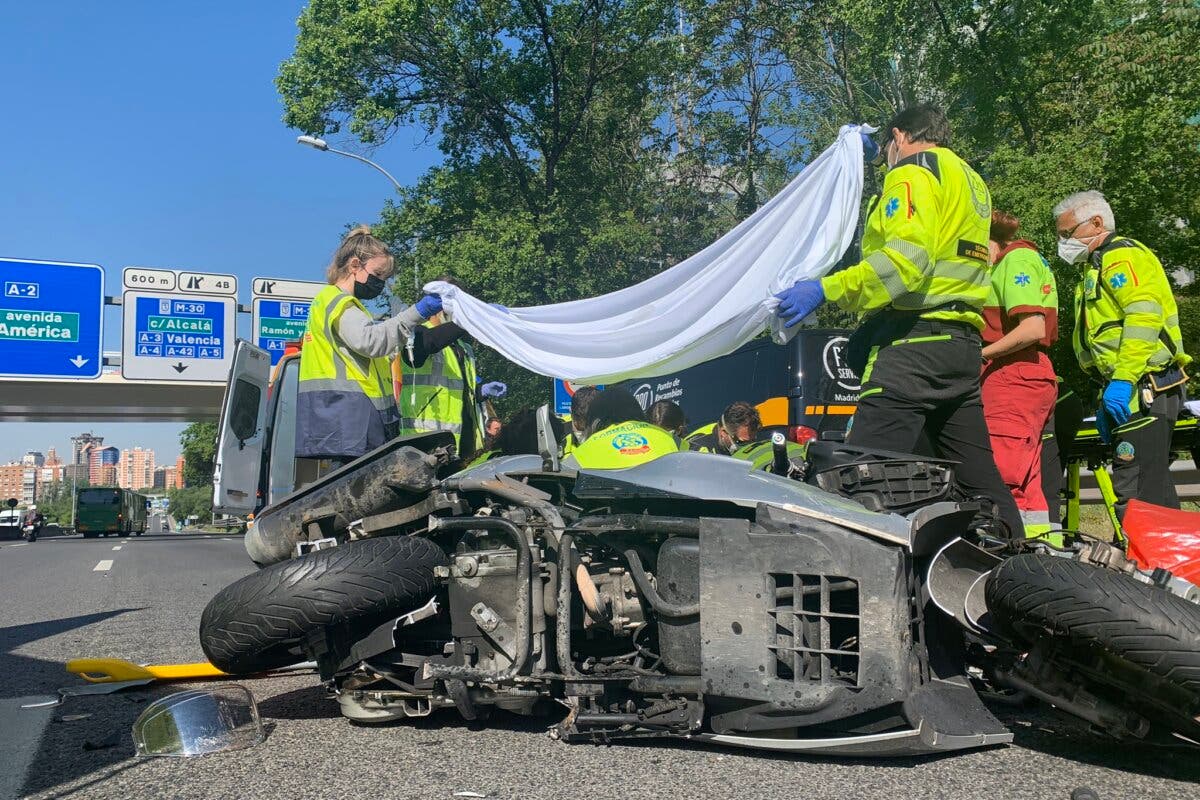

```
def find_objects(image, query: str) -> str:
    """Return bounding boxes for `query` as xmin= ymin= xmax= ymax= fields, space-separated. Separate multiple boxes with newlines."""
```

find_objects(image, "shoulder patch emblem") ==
xmin=885 ymin=197 xmax=900 ymax=218
xmin=1084 ymin=276 xmax=1096 ymax=292
xmin=1109 ymin=273 xmax=1128 ymax=290
xmin=1014 ymin=272 xmax=1031 ymax=287
xmin=1041 ymin=283 xmax=1053 ymax=296
xmin=1115 ymin=441 xmax=1136 ymax=462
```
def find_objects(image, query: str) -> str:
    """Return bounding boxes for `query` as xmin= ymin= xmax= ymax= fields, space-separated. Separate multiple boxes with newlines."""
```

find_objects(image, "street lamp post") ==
xmin=296 ymin=136 xmax=420 ymax=291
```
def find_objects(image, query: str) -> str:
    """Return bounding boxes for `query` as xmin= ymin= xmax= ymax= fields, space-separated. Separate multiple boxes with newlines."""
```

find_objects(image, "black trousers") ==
xmin=846 ymin=324 xmax=1024 ymax=537
xmin=1040 ymin=389 xmax=1084 ymax=525
xmin=1112 ymin=384 xmax=1183 ymax=519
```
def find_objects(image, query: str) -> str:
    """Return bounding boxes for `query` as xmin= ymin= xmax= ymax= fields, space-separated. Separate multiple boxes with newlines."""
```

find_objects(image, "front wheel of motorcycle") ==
xmin=985 ymin=553 xmax=1200 ymax=739
xmin=199 ymin=535 xmax=448 ymax=674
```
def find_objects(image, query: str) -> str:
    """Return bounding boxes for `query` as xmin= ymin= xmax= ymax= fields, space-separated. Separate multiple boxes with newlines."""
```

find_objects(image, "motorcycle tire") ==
xmin=199 ymin=535 xmax=447 ymax=674
xmin=985 ymin=554 xmax=1200 ymax=695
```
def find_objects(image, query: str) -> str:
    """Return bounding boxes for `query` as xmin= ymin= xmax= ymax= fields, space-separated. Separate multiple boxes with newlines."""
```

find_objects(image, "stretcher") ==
xmin=1062 ymin=416 xmax=1199 ymax=539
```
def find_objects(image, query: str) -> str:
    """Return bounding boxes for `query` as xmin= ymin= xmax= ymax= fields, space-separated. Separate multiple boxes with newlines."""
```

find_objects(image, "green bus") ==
xmin=76 ymin=487 xmax=149 ymax=538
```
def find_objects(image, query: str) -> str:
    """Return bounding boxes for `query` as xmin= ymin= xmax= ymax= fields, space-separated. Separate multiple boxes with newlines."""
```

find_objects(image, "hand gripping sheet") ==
xmin=425 ymin=125 xmax=867 ymax=385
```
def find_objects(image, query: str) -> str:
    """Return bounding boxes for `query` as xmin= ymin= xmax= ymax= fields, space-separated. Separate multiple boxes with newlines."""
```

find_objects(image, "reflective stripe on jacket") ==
xmin=821 ymin=147 xmax=993 ymax=330
xmin=563 ymin=421 xmax=686 ymax=469
xmin=296 ymin=285 xmax=399 ymax=459
xmin=398 ymin=332 xmax=483 ymax=455
xmin=1072 ymin=235 xmax=1191 ymax=383
xmin=730 ymin=439 xmax=808 ymax=471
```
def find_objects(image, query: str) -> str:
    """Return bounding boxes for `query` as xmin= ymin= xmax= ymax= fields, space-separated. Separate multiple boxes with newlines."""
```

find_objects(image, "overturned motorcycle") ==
xmin=199 ymin=422 xmax=1200 ymax=757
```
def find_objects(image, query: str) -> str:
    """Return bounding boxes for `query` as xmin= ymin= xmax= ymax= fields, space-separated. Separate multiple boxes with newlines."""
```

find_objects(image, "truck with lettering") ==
xmin=604 ymin=329 xmax=862 ymax=445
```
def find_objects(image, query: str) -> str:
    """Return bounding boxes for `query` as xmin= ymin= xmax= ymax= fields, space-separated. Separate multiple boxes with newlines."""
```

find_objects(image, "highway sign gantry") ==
xmin=0 ymin=257 xmax=104 ymax=379
xmin=121 ymin=267 xmax=237 ymax=381
xmin=251 ymin=277 xmax=323 ymax=364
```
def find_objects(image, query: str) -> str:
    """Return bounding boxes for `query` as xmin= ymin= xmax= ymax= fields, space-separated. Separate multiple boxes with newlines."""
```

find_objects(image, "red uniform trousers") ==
xmin=981 ymin=349 xmax=1058 ymax=524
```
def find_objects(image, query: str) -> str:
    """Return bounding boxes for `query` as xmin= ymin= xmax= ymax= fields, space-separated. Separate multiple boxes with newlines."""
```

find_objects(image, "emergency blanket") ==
xmin=1123 ymin=499 xmax=1200 ymax=587
xmin=426 ymin=125 xmax=868 ymax=384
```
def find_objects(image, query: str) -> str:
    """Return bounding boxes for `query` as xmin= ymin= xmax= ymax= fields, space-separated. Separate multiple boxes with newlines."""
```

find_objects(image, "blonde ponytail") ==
xmin=325 ymin=225 xmax=394 ymax=284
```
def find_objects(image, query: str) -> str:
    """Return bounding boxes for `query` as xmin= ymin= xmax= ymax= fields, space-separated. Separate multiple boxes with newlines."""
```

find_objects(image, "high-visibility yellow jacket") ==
xmin=730 ymin=439 xmax=808 ymax=471
xmin=1072 ymin=235 xmax=1190 ymax=384
xmin=562 ymin=421 xmax=686 ymax=469
xmin=398 ymin=330 xmax=483 ymax=456
xmin=822 ymin=147 xmax=993 ymax=330
xmin=296 ymin=285 xmax=399 ymax=459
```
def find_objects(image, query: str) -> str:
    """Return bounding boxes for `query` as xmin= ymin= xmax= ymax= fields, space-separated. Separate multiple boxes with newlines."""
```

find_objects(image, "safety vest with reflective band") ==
xmin=982 ymin=241 xmax=1058 ymax=348
xmin=563 ymin=421 xmax=686 ymax=469
xmin=730 ymin=439 xmax=809 ymax=471
xmin=822 ymin=147 xmax=993 ymax=330
xmin=684 ymin=422 xmax=718 ymax=452
xmin=1072 ymin=235 xmax=1191 ymax=384
xmin=398 ymin=330 xmax=483 ymax=455
xmin=296 ymin=285 xmax=398 ymax=459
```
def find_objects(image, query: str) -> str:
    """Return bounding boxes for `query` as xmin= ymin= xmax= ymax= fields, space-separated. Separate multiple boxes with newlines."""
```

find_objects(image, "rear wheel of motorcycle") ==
xmin=199 ymin=535 xmax=448 ymax=674
xmin=985 ymin=554 xmax=1200 ymax=696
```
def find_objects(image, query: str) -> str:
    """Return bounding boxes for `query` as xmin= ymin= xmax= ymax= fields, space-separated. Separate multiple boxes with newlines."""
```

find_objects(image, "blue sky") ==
xmin=0 ymin=1 xmax=441 ymax=465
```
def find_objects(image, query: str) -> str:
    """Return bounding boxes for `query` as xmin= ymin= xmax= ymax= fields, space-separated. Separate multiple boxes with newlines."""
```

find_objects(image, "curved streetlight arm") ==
xmin=297 ymin=136 xmax=418 ymax=289
xmin=323 ymin=145 xmax=405 ymax=195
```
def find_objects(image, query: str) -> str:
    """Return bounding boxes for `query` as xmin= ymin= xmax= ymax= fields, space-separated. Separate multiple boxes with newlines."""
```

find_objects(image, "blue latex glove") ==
xmin=774 ymin=280 xmax=825 ymax=328
xmin=860 ymin=131 xmax=880 ymax=163
xmin=1095 ymin=409 xmax=1112 ymax=444
xmin=414 ymin=294 xmax=442 ymax=319
xmin=1101 ymin=380 xmax=1134 ymax=427
xmin=481 ymin=381 xmax=507 ymax=399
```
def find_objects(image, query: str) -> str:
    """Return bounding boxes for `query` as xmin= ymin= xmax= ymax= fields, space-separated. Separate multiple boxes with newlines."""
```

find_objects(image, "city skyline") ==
xmin=1 ymin=428 xmax=181 ymax=473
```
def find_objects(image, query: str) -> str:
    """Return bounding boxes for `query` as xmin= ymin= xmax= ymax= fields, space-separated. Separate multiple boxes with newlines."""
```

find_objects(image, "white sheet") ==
xmin=426 ymin=124 xmax=867 ymax=384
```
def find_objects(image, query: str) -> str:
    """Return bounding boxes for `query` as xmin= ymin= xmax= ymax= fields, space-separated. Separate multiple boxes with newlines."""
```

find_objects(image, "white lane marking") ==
xmin=112 ymin=546 xmax=122 ymax=551
xmin=9 ymin=542 xmax=29 ymax=548
xmin=221 ymin=538 xmax=232 ymax=541
xmin=93 ymin=560 xmax=114 ymax=572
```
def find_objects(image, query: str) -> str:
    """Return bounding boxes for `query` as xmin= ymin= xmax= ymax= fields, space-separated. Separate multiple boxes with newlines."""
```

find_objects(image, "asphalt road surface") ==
xmin=1 ymin=534 xmax=1198 ymax=800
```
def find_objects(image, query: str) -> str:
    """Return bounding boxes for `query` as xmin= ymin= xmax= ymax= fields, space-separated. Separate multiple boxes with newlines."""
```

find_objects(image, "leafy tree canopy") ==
xmin=280 ymin=0 xmax=1200 ymax=406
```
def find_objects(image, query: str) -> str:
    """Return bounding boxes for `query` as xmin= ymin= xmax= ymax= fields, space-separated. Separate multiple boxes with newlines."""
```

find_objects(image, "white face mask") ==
xmin=1057 ymin=237 xmax=1090 ymax=265
xmin=1058 ymin=230 xmax=1104 ymax=265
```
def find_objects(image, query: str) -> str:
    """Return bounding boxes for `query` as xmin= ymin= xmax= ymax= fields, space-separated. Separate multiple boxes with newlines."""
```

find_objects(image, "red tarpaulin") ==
xmin=1123 ymin=500 xmax=1200 ymax=586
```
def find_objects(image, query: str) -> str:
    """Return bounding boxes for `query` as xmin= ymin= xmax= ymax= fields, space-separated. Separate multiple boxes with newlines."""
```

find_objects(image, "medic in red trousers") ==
xmin=981 ymin=211 xmax=1060 ymax=539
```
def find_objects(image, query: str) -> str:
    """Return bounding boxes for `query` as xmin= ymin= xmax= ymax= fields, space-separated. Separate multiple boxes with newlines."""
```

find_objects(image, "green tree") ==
xmin=279 ymin=0 xmax=710 ymax=410
xmin=168 ymin=486 xmax=212 ymax=525
xmin=179 ymin=421 xmax=217 ymax=488
xmin=278 ymin=0 xmax=1200 ymax=409
xmin=35 ymin=480 xmax=80 ymax=525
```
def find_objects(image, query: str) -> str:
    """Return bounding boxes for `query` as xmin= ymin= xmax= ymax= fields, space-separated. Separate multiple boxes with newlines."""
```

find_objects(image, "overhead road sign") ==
xmin=251 ymin=277 xmax=322 ymax=364
xmin=121 ymin=268 xmax=237 ymax=382
xmin=0 ymin=257 xmax=103 ymax=379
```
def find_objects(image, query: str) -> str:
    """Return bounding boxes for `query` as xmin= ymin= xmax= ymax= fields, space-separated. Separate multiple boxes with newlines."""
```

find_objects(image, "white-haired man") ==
xmin=1053 ymin=190 xmax=1191 ymax=517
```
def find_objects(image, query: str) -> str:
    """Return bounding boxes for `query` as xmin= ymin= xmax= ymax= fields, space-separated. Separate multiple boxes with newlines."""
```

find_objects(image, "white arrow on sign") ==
xmin=69 ymin=355 xmax=89 ymax=368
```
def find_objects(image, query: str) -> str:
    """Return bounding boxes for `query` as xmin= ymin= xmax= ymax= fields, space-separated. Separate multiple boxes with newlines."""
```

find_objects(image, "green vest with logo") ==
xmin=564 ymin=421 xmax=685 ymax=469
xmin=398 ymin=330 xmax=483 ymax=455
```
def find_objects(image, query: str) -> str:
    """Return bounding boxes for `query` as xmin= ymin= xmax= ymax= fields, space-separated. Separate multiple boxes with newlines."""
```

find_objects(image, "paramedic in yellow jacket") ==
xmin=296 ymin=226 xmax=443 ymax=464
xmin=563 ymin=389 xmax=686 ymax=470
xmin=398 ymin=275 xmax=507 ymax=460
xmin=1054 ymin=190 xmax=1191 ymax=517
xmin=773 ymin=105 xmax=1022 ymax=537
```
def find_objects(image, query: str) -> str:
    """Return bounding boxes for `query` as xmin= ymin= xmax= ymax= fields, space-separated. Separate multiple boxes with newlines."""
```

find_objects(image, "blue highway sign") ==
xmin=0 ymin=257 xmax=104 ymax=379
xmin=253 ymin=298 xmax=311 ymax=365
xmin=122 ymin=291 xmax=235 ymax=381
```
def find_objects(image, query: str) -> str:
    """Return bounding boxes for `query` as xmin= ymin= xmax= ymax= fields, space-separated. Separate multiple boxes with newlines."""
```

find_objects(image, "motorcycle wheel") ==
xmin=985 ymin=554 xmax=1200 ymax=696
xmin=199 ymin=535 xmax=447 ymax=674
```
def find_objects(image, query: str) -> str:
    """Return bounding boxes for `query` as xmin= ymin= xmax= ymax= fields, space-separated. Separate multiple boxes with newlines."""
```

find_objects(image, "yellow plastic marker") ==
xmin=66 ymin=658 xmax=228 ymax=683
